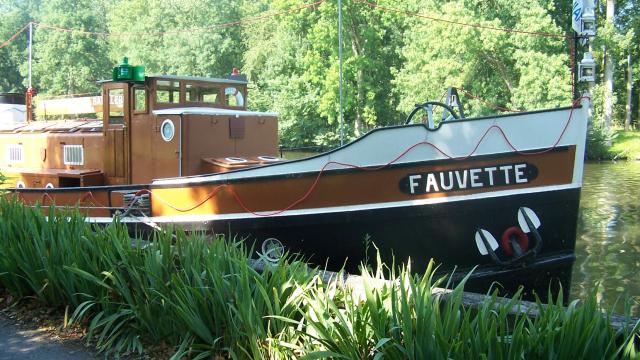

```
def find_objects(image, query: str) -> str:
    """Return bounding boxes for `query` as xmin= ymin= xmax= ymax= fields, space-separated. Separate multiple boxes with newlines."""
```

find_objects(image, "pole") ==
xmin=28 ymin=22 xmax=33 ymax=89
xmin=572 ymin=34 xmax=578 ymax=101
xmin=338 ymin=0 xmax=344 ymax=146
xmin=26 ymin=22 xmax=34 ymax=122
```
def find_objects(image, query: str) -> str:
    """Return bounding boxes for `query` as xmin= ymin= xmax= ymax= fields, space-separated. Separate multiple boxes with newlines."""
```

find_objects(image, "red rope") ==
xmin=41 ymin=192 xmax=55 ymax=206
xmin=11 ymin=97 xmax=587 ymax=217
xmin=167 ymin=96 xmax=587 ymax=217
xmin=133 ymin=186 xmax=228 ymax=213
xmin=78 ymin=191 xmax=106 ymax=208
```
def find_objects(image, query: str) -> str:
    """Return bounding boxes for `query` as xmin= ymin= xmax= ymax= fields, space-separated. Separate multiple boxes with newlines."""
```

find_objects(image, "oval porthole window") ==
xmin=160 ymin=119 xmax=175 ymax=142
xmin=45 ymin=183 xmax=55 ymax=189
xmin=225 ymin=156 xmax=247 ymax=163
xmin=258 ymin=155 xmax=279 ymax=162
xmin=16 ymin=181 xmax=26 ymax=189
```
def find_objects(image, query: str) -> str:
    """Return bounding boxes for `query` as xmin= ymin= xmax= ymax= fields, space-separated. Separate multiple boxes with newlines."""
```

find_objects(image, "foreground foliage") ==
xmin=0 ymin=198 xmax=638 ymax=359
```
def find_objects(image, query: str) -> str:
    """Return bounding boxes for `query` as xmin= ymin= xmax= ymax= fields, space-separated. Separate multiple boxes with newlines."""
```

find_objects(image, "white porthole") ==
xmin=160 ymin=119 xmax=175 ymax=142
xmin=258 ymin=155 xmax=279 ymax=162
xmin=16 ymin=181 xmax=26 ymax=189
xmin=45 ymin=183 xmax=55 ymax=189
xmin=225 ymin=157 xmax=247 ymax=163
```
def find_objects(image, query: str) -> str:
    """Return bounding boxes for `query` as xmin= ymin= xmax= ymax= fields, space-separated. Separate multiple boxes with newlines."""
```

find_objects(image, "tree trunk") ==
xmin=625 ymin=54 xmax=632 ymax=130
xmin=603 ymin=0 xmax=615 ymax=136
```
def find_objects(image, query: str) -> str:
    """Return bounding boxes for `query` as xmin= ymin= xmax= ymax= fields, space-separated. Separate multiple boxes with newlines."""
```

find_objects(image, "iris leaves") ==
xmin=0 ymin=198 xmax=638 ymax=359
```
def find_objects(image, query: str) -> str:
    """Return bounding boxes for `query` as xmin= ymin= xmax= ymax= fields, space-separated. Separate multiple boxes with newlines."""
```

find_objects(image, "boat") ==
xmin=0 ymin=60 xmax=589 ymax=300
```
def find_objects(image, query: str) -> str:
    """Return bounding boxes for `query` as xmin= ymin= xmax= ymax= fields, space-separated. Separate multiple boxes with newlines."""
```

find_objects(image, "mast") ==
xmin=28 ymin=22 xmax=33 ymax=89
xmin=338 ymin=0 xmax=344 ymax=146
xmin=26 ymin=22 xmax=34 ymax=122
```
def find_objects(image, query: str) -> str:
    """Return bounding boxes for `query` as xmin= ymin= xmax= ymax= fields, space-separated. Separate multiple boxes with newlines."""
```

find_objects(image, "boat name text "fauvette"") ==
xmin=399 ymin=162 xmax=539 ymax=195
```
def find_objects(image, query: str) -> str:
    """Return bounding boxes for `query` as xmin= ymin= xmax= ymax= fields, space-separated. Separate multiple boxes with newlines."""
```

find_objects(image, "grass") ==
xmin=610 ymin=130 xmax=640 ymax=160
xmin=0 ymin=198 xmax=639 ymax=359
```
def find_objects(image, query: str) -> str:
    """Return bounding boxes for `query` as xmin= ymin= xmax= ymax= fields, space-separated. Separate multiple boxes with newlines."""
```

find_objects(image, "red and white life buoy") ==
xmin=224 ymin=87 xmax=244 ymax=107
xmin=501 ymin=226 xmax=529 ymax=256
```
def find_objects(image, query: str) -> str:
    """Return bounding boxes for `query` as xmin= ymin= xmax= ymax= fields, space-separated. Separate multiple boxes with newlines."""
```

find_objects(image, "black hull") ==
xmin=203 ymin=187 xmax=580 ymax=301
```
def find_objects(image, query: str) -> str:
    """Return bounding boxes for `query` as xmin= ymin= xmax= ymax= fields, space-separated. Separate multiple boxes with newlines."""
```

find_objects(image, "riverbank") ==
xmin=589 ymin=129 xmax=640 ymax=160
xmin=610 ymin=130 xmax=640 ymax=160
xmin=1 ymin=199 xmax=639 ymax=359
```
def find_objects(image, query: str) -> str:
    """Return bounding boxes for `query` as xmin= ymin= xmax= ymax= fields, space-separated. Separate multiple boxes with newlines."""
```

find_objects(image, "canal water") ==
xmin=571 ymin=162 xmax=640 ymax=316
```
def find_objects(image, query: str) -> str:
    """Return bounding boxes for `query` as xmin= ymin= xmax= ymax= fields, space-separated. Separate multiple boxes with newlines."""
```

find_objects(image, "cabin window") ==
xmin=186 ymin=83 xmax=220 ymax=104
xmin=108 ymin=88 xmax=125 ymax=124
xmin=63 ymin=145 xmax=84 ymax=165
xmin=6 ymin=144 xmax=23 ymax=163
xmin=224 ymin=86 xmax=244 ymax=107
xmin=133 ymin=87 xmax=147 ymax=113
xmin=156 ymin=80 xmax=180 ymax=104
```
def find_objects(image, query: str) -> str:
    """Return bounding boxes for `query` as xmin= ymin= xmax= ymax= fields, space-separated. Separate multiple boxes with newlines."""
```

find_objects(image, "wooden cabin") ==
xmin=0 ymin=71 xmax=279 ymax=189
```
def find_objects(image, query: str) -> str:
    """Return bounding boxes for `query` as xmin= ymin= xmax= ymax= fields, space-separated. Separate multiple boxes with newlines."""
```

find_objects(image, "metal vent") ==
xmin=7 ymin=144 xmax=23 ymax=163
xmin=63 ymin=145 xmax=84 ymax=165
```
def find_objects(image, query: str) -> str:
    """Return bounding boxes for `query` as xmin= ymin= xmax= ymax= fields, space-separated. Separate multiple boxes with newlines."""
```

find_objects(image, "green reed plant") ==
xmin=1 ymin=197 xmax=639 ymax=359
xmin=165 ymin=237 xmax=317 ymax=359
xmin=298 ymin=261 xmax=639 ymax=360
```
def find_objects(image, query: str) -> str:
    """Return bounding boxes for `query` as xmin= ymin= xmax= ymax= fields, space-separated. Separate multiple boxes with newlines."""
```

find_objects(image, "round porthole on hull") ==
xmin=45 ymin=183 xmax=55 ymax=189
xmin=160 ymin=119 xmax=175 ymax=142
xmin=16 ymin=180 xmax=26 ymax=189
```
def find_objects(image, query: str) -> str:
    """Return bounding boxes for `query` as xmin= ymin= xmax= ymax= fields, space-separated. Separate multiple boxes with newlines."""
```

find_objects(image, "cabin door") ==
xmin=102 ymin=83 xmax=131 ymax=185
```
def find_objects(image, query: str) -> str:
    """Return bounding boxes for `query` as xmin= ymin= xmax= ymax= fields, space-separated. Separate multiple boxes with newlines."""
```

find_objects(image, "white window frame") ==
xmin=6 ymin=144 xmax=23 ymax=164
xmin=63 ymin=144 xmax=84 ymax=165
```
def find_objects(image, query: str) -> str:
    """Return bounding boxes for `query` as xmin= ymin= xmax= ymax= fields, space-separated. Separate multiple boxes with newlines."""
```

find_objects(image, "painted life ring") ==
xmin=501 ymin=226 xmax=529 ymax=257
xmin=224 ymin=87 xmax=245 ymax=107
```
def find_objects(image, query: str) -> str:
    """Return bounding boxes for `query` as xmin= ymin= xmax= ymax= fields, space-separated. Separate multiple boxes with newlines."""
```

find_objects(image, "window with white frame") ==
xmin=6 ymin=144 xmax=23 ymax=163
xmin=63 ymin=145 xmax=84 ymax=165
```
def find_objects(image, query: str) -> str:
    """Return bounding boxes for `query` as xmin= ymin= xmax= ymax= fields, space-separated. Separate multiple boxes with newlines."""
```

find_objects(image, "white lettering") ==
xmin=484 ymin=167 xmax=497 ymax=186
xmin=515 ymin=164 xmax=527 ymax=183
xmin=499 ymin=165 xmax=513 ymax=185
xmin=455 ymin=170 xmax=468 ymax=188
xmin=440 ymin=171 xmax=454 ymax=190
xmin=470 ymin=168 xmax=483 ymax=187
xmin=409 ymin=175 xmax=421 ymax=194
xmin=426 ymin=173 xmax=439 ymax=192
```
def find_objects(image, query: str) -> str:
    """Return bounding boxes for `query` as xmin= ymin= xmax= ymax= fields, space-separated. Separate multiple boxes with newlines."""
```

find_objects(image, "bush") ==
xmin=586 ymin=122 xmax=617 ymax=160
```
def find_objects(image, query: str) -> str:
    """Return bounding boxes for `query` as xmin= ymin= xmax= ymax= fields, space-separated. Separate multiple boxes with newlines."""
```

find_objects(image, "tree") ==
xmin=244 ymin=0 xmax=406 ymax=147
xmin=0 ymin=0 xmax=39 ymax=93
xmin=107 ymin=0 xmax=246 ymax=77
xmin=395 ymin=0 xmax=571 ymax=117
xmin=603 ymin=0 xmax=616 ymax=132
xmin=31 ymin=0 xmax=111 ymax=95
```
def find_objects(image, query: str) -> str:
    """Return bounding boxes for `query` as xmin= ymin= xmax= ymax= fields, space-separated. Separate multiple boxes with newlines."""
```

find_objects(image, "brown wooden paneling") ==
xmin=182 ymin=114 xmax=278 ymax=176
xmin=235 ymin=116 xmax=278 ymax=157
xmin=130 ymin=113 xmax=153 ymax=184
xmin=102 ymin=82 xmax=131 ymax=185
xmin=150 ymin=147 xmax=577 ymax=217
xmin=152 ymin=115 xmax=180 ymax=179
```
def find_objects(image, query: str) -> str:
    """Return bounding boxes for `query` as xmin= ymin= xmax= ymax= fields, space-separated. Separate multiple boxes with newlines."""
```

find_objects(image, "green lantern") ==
xmin=113 ymin=57 xmax=133 ymax=81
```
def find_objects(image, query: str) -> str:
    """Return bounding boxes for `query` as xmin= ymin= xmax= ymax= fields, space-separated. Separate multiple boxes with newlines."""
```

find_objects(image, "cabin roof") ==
xmin=148 ymin=74 xmax=248 ymax=85
xmin=152 ymin=107 xmax=277 ymax=117
xmin=0 ymin=119 xmax=102 ymax=133
xmin=97 ymin=75 xmax=248 ymax=86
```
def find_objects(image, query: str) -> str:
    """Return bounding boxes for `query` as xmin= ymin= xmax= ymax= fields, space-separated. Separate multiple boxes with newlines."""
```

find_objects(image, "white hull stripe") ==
xmin=86 ymin=183 xmax=581 ymax=224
